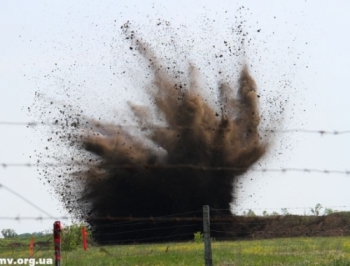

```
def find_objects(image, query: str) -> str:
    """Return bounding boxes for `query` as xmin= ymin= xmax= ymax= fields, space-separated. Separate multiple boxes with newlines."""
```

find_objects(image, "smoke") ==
xmin=34 ymin=22 xmax=269 ymax=244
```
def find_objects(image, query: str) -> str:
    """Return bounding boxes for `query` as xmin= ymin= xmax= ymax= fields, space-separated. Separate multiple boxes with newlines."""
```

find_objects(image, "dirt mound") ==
xmin=34 ymin=241 xmax=50 ymax=248
xmin=6 ymin=242 xmax=25 ymax=248
xmin=221 ymin=213 xmax=350 ymax=240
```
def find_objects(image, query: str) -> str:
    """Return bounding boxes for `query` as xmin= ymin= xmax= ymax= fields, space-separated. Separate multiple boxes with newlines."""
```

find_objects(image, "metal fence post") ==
xmin=53 ymin=221 xmax=62 ymax=266
xmin=203 ymin=205 xmax=213 ymax=266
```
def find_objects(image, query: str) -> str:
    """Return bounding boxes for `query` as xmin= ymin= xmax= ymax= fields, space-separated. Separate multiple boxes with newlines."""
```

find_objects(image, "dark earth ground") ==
xmin=227 ymin=212 xmax=350 ymax=240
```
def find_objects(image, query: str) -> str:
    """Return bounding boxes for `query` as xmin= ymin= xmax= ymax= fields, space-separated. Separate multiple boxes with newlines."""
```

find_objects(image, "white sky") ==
xmin=1 ymin=0 xmax=350 ymax=234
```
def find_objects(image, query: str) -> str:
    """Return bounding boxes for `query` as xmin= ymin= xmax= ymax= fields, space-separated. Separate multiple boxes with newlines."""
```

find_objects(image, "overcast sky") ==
xmin=1 ymin=0 xmax=350 ymax=234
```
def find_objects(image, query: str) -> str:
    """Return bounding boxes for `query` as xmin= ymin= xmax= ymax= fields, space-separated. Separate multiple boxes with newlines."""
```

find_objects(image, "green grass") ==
xmin=1 ymin=237 xmax=350 ymax=265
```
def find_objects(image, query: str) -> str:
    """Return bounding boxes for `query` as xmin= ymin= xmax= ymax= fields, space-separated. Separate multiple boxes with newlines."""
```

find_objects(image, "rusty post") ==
xmin=53 ymin=221 xmax=62 ymax=266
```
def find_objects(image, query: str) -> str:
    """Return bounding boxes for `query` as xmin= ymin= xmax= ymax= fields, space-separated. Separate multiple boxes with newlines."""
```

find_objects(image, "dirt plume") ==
xmin=74 ymin=44 xmax=266 ymax=243
xmin=34 ymin=22 xmax=269 ymax=244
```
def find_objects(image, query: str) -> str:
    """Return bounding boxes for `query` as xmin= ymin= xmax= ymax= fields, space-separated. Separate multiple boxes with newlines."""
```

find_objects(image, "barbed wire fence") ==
xmin=1 ymin=123 xmax=350 ymax=264
xmin=1 ymin=202 xmax=350 ymax=263
xmin=1 ymin=184 xmax=350 ymax=263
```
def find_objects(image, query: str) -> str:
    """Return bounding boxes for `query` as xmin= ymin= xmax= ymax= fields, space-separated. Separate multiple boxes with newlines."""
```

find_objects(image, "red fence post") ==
xmin=29 ymin=237 xmax=34 ymax=257
xmin=53 ymin=221 xmax=62 ymax=266
xmin=82 ymin=226 xmax=88 ymax=251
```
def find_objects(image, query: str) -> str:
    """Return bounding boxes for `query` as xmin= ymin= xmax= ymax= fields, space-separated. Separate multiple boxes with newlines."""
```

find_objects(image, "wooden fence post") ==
xmin=203 ymin=205 xmax=213 ymax=266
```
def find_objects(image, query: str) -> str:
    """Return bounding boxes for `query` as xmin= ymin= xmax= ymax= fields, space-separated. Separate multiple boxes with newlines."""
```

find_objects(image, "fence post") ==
xmin=203 ymin=205 xmax=213 ymax=266
xmin=29 ymin=237 xmax=34 ymax=257
xmin=82 ymin=226 xmax=88 ymax=251
xmin=53 ymin=221 xmax=62 ymax=266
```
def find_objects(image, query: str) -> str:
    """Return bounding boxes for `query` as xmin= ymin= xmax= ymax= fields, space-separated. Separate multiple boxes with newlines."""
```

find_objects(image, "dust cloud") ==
xmin=33 ymin=20 xmax=272 ymax=244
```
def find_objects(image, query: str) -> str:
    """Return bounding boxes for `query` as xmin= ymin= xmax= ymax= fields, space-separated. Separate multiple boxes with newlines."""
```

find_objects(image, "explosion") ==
xmin=34 ymin=22 xmax=269 ymax=244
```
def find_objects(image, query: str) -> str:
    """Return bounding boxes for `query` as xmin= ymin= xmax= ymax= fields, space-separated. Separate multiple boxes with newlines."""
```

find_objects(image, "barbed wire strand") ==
xmin=210 ymin=229 xmax=350 ymax=236
xmin=91 ymin=224 xmax=199 ymax=237
xmin=0 ymin=121 xmax=350 ymax=135
xmin=2 ymin=232 xmax=348 ymax=245
xmin=62 ymin=227 xmax=350 ymax=246
xmin=212 ymin=205 xmax=350 ymax=211
xmin=0 ymin=216 xmax=68 ymax=221
xmin=0 ymin=244 xmax=203 ymax=260
xmin=91 ymin=210 xmax=202 ymax=229
xmin=91 ymin=232 xmax=195 ymax=244
xmin=1 ymin=162 xmax=350 ymax=175
xmin=0 ymin=184 xmax=55 ymax=218
xmin=1 ymin=211 xmax=350 ymax=222
xmin=2 ymin=239 xmax=348 ymax=256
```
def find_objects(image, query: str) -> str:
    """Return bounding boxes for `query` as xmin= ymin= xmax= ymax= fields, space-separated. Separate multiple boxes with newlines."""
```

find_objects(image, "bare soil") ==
xmin=225 ymin=212 xmax=350 ymax=240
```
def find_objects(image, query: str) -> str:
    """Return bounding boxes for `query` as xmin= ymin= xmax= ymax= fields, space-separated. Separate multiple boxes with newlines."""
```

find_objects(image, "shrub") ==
xmin=243 ymin=209 xmax=256 ymax=217
xmin=310 ymin=203 xmax=322 ymax=216
xmin=61 ymin=224 xmax=89 ymax=251
xmin=1 ymin=229 xmax=17 ymax=238
xmin=193 ymin=231 xmax=203 ymax=243
xmin=324 ymin=208 xmax=334 ymax=215
xmin=281 ymin=208 xmax=289 ymax=216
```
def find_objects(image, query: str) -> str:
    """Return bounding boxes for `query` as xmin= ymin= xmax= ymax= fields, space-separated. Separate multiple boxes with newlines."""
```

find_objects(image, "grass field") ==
xmin=1 ymin=236 xmax=350 ymax=265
